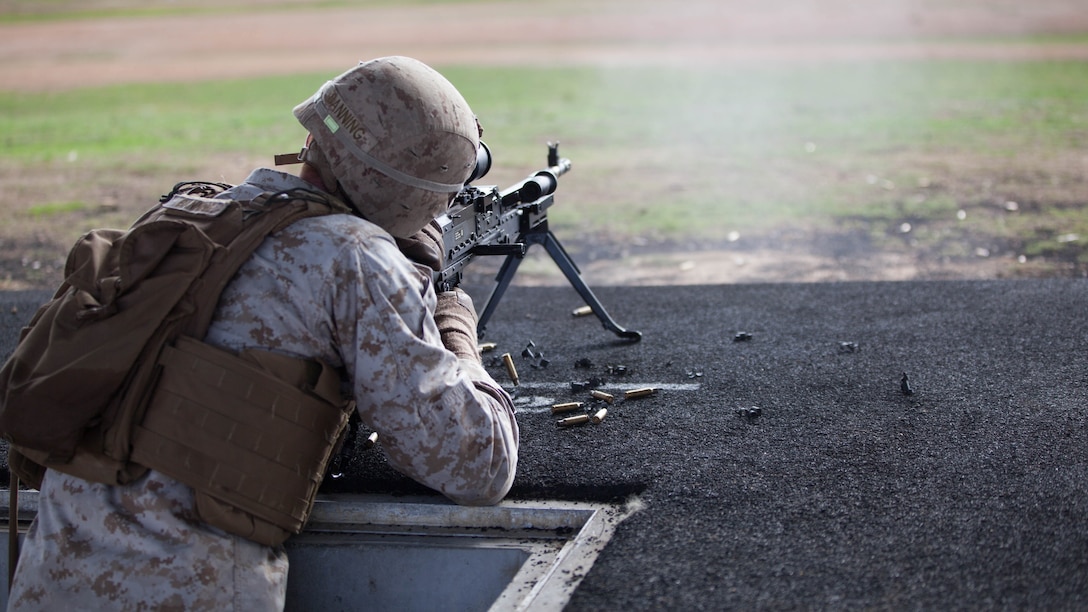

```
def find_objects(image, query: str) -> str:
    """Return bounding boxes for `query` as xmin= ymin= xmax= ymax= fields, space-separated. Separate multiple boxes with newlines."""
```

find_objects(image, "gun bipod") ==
xmin=476 ymin=226 xmax=642 ymax=342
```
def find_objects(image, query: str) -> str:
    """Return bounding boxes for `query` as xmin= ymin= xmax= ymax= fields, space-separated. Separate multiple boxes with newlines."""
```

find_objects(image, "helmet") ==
xmin=293 ymin=56 xmax=479 ymax=238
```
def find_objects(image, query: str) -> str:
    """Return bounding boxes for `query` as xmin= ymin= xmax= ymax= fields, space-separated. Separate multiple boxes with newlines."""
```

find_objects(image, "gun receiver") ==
xmin=434 ymin=142 xmax=641 ymax=342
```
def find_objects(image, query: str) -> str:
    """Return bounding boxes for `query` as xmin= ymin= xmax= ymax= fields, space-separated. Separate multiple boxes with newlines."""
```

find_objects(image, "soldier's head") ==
xmin=293 ymin=56 xmax=480 ymax=238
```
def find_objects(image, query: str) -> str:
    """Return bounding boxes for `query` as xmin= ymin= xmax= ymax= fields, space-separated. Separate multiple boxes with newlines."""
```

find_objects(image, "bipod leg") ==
xmin=533 ymin=231 xmax=642 ymax=342
xmin=476 ymin=251 xmax=524 ymax=338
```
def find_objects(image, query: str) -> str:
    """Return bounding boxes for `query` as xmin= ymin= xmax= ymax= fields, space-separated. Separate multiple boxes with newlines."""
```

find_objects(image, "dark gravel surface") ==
xmin=3 ymin=278 xmax=1087 ymax=609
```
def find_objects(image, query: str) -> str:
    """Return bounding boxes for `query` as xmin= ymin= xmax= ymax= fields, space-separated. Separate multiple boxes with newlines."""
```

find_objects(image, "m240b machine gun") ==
xmin=434 ymin=142 xmax=641 ymax=342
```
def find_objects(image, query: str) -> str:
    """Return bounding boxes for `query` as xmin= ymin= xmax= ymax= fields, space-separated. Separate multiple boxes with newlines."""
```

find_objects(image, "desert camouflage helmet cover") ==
xmin=293 ymin=56 xmax=480 ymax=238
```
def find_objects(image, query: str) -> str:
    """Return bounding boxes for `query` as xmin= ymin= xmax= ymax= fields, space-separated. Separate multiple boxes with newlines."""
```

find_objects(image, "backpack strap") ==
xmin=97 ymin=187 xmax=351 ymax=478
xmin=150 ymin=186 xmax=352 ymax=339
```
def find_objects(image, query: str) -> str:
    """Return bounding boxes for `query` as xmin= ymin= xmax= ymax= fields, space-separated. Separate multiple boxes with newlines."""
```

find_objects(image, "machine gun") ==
xmin=434 ymin=142 xmax=641 ymax=342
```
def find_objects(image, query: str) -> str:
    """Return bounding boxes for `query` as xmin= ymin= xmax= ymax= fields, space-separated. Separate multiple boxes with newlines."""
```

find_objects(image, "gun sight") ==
xmin=465 ymin=141 xmax=492 ymax=184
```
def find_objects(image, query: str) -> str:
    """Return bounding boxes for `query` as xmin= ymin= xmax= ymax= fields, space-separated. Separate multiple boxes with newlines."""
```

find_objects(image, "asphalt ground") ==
xmin=3 ymin=278 xmax=1087 ymax=609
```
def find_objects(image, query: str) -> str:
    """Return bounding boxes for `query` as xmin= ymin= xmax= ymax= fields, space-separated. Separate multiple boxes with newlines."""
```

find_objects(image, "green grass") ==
xmin=3 ymin=60 xmax=1086 ymax=256
xmin=8 ymin=60 xmax=1086 ymax=164
xmin=26 ymin=201 xmax=90 ymax=217
xmin=0 ymin=75 xmax=322 ymax=161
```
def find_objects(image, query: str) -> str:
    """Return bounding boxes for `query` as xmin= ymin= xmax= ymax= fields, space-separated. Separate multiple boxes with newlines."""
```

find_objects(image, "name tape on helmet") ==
xmin=312 ymin=83 xmax=465 ymax=194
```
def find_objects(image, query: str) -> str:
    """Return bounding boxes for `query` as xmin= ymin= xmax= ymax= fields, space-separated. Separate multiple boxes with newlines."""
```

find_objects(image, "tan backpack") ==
xmin=0 ymin=181 xmax=355 ymax=546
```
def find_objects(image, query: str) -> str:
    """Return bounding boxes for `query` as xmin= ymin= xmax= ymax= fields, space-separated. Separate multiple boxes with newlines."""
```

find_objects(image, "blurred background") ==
xmin=1 ymin=0 xmax=1086 ymax=289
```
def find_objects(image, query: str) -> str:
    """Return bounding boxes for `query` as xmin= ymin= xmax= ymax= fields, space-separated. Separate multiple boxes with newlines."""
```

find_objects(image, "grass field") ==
xmin=1 ymin=1 xmax=1086 ymax=288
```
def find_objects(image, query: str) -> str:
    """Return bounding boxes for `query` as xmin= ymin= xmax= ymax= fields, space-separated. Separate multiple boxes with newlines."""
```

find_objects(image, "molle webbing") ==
xmin=130 ymin=336 xmax=352 ymax=545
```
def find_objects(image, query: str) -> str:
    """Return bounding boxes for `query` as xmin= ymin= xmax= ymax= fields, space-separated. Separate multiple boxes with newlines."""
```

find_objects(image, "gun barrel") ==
xmin=522 ymin=172 xmax=557 ymax=201
xmin=500 ymin=159 xmax=571 ymax=205
xmin=549 ymin=157 xmax=572 ymax=178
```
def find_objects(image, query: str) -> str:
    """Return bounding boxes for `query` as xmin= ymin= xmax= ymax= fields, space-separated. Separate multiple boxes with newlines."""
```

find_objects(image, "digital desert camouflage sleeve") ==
xmin=338 ymin=239 xmax=519 ymax=505
xmin=204 ymin=213 xmax=519 ymax=505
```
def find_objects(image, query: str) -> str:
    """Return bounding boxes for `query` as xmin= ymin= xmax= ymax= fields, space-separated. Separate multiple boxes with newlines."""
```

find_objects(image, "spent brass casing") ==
xmin=550 ymin=401 xmax=585 ymax=414
xmin=363 ymin=431 xmax=379 ymax=449
xmin=590 ymin=390 xmax=615 ymax=404
xmin=591 ymin=408 xmax=608 ymax=424
xmin=572 ymin=305 xmax=593 ymax=317
xmin=624 ymin=387 xmax=658 ymax=400
xmin=479 ymin=342 xmax=497 ymax=353
xmin=557 ymin=414 xmax=591 ymax=427
xmin=502 ymin=353 xmax=519 ymax=386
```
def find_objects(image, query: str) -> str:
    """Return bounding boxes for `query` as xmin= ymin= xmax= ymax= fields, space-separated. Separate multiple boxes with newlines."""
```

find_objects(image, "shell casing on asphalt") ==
xmin=590 ymin=389 xmax=615 ymax=403
xmin=624 ymin=387 xmax=658 ymax=400
xmin=591 ymin=408 xmax=608 ymax=424
xmin=550 ymin=401 xmax=585 ymax=414
xmin=502 ymin=352 xmax=519 ymax=386
xmin=572 ymin=305 xmax=593 ymax=317
xmin=557 ymin=413 xmax=591 ymax=427
xmin=479 ymin=342 xmax=497 ymax=353
xmin=364 ymin=431 xmax=379 ymax=448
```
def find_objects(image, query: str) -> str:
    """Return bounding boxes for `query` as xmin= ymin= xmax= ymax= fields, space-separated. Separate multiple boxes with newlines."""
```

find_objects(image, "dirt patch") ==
xmin=4 ymin=1 xmax=1088 ymax=92
xmin=457 ymin=226 xmax=1050 ymax=289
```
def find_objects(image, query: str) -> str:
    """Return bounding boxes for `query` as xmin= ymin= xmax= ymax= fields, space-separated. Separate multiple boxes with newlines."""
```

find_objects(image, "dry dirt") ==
xmin=2 ymin=0 xmax=1087 ymax=289
xmin=5 ymin=0 xmax=1088 ymax=92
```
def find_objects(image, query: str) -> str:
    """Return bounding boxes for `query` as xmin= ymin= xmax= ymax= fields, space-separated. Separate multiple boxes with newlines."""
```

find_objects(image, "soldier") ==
xmin=7 ymin=56 xmax=519 ymax=609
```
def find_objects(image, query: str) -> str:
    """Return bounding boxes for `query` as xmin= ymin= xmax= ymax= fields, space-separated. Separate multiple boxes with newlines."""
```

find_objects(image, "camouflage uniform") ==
xmin=8 ymin=168 xmax=519 ymax=610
